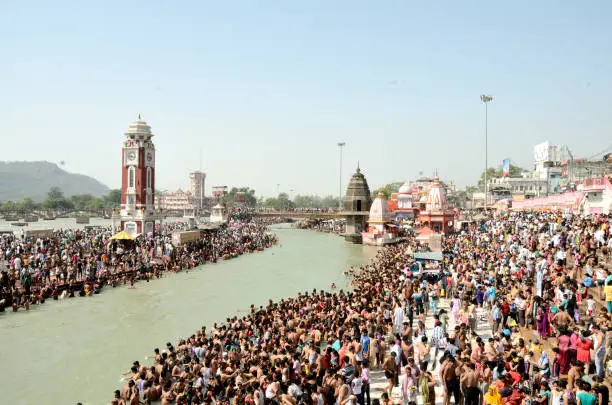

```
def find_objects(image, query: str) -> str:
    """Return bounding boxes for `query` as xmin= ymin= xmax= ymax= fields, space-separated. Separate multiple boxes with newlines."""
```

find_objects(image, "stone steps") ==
xmin=368 ymin=299 xmax=492 ymax=405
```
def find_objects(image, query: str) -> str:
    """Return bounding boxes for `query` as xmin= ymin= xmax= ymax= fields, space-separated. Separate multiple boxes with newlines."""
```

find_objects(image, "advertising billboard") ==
xmin=534 ymin=142 xmax=550 ymax=163
xmin=502 ymin=159 xmax=510 ymax=177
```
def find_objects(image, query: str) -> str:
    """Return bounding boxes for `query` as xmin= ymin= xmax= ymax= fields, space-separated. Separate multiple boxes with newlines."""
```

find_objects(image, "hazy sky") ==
xmin=1 ymin=1 xmax=610 ymax=197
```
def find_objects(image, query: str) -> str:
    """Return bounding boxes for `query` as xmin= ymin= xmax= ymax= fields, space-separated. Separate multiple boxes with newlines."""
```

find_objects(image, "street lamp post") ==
xmin=337 ymin=142 xmax=346 ymax=210
xmin=480 ymin=94 xmax=493 ymax=210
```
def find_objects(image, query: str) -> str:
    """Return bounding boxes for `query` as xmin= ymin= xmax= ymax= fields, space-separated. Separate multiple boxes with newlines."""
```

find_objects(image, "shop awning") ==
xmin=110 ymin=231 xmax=135 ymax=240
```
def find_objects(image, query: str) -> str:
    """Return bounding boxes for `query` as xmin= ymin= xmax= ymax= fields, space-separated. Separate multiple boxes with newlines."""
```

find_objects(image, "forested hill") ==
xmin=0 ymin=161 xmax=109 ymax=202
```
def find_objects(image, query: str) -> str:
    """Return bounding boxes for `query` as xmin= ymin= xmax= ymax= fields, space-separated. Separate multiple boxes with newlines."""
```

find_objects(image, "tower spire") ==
xmin=138 ymin=113 xmax=141 ymax=120
xmin=357 ymin=161 xmax=360 ymax=173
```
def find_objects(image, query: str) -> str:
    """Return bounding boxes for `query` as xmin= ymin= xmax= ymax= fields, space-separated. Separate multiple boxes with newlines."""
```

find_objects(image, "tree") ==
xmin=47 ymin=187 xmax=65 ymax=201
xmin=277 ymin=193 xmax=294 ymax=210
xmin=17 ymin=198 xmax=36 ymax=211
xmin=320 ymin=195 xmax=340 ymax=208
xmin=264 ymin=197 xmax=279 ymax=209
xmin=225 ymin=187 xmax=257 ymax=207
xmin=2 ymin=200 xmax=17 ymax=211
xmin=371 ymin=182 xmax=403 ymax=200
xmin=263 ymin=193 xmax=295 ymax=210
xmin=104 ymin=189 xmax=122 ymax=208
xmin=477 ymin=164 xmax=527 ymax=188
xmin=43 ymin=187 xmax=71 ymax=211
xmin=71 ymin=194 xmax=94 ymax=210
xmin=90 ymin=197 xmax=104 ymax=210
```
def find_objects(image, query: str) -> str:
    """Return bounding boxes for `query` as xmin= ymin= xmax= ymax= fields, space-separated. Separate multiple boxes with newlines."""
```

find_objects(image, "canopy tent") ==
xmin=412 ymin=251 xmax=443 ymax=262
xmin=110 ymin=231 xmax=135 ymax=240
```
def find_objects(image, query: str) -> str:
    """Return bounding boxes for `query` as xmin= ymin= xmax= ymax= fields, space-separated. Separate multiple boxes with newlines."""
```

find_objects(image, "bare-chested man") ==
xmin=440 ymin=356 xmax=462 ymax=405
xmin=383 ymin=351 xmax=397 ymax=397
xmin=460 ymin=363 xmax=480 ymax=405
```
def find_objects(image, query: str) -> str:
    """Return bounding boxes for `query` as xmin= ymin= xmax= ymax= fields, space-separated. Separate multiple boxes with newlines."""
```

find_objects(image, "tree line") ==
xmin=0 ymin=187 xmax=122 ymax=212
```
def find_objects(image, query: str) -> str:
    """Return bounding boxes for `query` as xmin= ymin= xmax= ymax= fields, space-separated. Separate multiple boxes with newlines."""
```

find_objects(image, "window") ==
xmin=356 ymin=200 xmax=362 ymax=211
xmin=128 ymin=167 xmax=135 ymax=188
xmin=146 ymin=167 xmax=152 ymax=188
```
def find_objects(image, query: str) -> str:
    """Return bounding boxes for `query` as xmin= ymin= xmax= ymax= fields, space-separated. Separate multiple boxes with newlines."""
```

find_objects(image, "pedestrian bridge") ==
xmin=252 ymin=211 xmax=368 ymax=220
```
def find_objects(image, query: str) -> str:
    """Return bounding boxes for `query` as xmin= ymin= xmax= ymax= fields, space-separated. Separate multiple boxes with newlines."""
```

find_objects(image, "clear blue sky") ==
xmin=1 ymin=1 xmax=610 ymax=197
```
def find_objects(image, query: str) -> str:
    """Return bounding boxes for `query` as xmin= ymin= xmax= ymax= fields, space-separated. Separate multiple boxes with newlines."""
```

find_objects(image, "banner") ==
xmin=502 ymin=159 xmax=510 ymax=177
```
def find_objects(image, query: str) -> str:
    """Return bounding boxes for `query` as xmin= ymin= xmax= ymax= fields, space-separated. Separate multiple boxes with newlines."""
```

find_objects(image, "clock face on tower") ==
xmin=145 ymin=150 xmax=154 ymax=166
xmin=125 ymin=149 xmax=138 ymax=166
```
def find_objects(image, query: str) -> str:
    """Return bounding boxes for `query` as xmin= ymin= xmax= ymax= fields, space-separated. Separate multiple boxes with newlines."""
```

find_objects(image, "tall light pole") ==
xmin=480 ymin=94 xmax=493 ymax=210
xmin=337 ymin=142 xmax=346 ymax=210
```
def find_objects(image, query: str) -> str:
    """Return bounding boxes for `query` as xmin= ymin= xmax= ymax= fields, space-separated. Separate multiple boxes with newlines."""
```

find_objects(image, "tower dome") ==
xmin=398 ymin=182 xmax=411 ymax=194
xmin=425 ymin=176 xmax=447 ymax=212
xmin=369 ymin=193 xmax=392 ymax=223
xmin=343 ymin=165 xmax=372 ymax=212
xmin=124 ymin=115 xmax=153 ymax=140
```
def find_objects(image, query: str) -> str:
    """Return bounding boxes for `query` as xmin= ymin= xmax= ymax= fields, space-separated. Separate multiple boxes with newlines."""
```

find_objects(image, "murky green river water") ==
xmin=0 ymin=221 xmax=376 ymax=405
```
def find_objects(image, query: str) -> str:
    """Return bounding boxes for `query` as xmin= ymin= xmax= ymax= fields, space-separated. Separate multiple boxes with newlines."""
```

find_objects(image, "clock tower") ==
xmin=112 ymin=116 xmax=160 ymax=235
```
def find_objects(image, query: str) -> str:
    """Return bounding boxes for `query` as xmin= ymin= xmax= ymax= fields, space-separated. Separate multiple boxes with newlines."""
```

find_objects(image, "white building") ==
xmin=533 ymin=141 xmax=563 ymax=193
xmin=209 ymin=201 xmax=228 ymax=223
xmin=156 ymin=189 xmax=195 ymax=212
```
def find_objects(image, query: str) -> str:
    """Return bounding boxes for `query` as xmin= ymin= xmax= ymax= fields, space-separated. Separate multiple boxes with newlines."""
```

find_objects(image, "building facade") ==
xmin=156 ymin=189 xmax=194 ymax=212
xmin=189 ymin=171 xmax=206 ymax=211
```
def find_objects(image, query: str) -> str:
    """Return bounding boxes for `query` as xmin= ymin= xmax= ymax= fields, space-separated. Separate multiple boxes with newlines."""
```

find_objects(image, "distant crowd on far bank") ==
xmin=0 ymin=214 xmax=279 ymax=313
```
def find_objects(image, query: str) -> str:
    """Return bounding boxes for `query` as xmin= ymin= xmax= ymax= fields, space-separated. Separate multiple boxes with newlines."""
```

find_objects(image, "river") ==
xmin=0 ymin=222 xmax=376 ymax=405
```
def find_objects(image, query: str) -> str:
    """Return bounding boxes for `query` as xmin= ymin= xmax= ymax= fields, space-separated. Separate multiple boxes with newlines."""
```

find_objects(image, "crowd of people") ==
xmin=109 ymin=210 xmax=612 ymax=405
xmin=0 ymin=218 xmax=277 ymax=312
xmin=296 ymin=219 xmax=346 ymax=235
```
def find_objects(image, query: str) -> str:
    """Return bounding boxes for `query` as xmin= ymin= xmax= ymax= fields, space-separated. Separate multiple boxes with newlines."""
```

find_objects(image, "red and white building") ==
xmin=112 ymin=116 xmax=162 ymax=235
xmin=418 ymin=176 xmax=456 ymax=233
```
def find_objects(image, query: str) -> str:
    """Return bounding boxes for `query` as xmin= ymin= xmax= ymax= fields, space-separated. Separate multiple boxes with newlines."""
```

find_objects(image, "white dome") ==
xmin=124 ymin=117 xmax=153 ymax=139
xmin=368 ymin=193 xmax=392 ymax=223
xmin=398 ymin=182 xmax=411 ymax=194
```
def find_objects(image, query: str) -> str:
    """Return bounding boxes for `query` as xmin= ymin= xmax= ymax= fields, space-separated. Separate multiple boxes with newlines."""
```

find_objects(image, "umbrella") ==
xmin=110 ymin=231 xmax=135 ymax=240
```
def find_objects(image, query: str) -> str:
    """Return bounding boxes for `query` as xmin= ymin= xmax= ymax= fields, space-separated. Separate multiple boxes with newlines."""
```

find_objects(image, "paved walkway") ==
xmin=369 ymin=299 xmax=493 ymax=405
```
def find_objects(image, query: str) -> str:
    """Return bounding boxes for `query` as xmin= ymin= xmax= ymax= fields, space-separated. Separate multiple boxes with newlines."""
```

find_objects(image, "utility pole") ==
xmin=337 ymin=142 xmax=346 ymax=210
xmin=480 ymin=94 xmax=493 ymax=210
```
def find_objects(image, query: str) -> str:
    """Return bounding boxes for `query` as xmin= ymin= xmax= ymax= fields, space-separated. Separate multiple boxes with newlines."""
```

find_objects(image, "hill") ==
xmin=0 ymin=161 xmax=110 ymax=202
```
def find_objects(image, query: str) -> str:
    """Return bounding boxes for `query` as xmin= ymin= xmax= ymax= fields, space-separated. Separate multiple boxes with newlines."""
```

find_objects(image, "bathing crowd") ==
xmin=111 ymin=211 xmax=612 ymax=405
xmin=0 ymin=218 xmax=277 ymax=311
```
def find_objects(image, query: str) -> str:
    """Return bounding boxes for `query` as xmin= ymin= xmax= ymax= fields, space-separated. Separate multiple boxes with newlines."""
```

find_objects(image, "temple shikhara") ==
xmin=343 ymin=165 xmax=372 ymax=243
xmin=362 ymin=193 xmax=400 ymax=245
xmin=112 ymin=116 xmax=162 ymax=235
xmin=418 ymin=176 xmax=455 ymax=233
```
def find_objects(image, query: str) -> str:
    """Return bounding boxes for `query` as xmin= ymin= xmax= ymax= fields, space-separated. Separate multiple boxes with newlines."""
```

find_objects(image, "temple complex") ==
xmin=362 ymin=193 xmax=400 ymax=245
xmin=418 ymin=176 xmax=455 ymax=233
xmin=343 ymin=165 xmax=372 ymax=243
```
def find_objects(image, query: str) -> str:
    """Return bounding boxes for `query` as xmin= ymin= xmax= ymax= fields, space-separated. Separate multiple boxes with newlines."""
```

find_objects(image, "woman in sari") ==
xmin=557 ymin=330 xmax=571 ymax=375
xmin=419 ymin=371 xmax=436 ymax=405
xmin=536 ymin=305 xmax=550 ymax=339
xmin=484 ymin=385 xmax=503 ymax=405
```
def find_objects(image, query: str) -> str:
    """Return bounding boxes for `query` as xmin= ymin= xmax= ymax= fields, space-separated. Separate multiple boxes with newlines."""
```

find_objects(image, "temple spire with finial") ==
xmin=138 ymin=113 xmax=141 ymax=120
xmin=356 ymin=161 xmax=360 ymax=173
